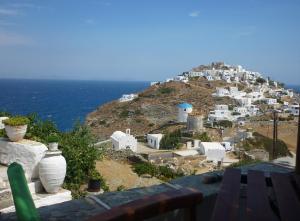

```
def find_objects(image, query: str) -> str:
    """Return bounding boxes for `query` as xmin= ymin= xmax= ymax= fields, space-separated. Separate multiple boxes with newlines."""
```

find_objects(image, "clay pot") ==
xmin=5 ymin=125 xmax=27 ymax=142
xmin=39 ymin=151 xmax=66 ymax=193
xmin=87 ymin=179 xmax=101 ymax=192
xmin=48 ymin=142 xmax=58 ymax=151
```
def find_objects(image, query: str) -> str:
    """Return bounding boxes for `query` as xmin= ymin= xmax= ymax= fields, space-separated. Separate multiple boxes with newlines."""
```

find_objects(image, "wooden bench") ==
xmin=211 ymin=168 xmax=300 ymax=221
xmin=87 ymin=187 xmax=203 ymax=221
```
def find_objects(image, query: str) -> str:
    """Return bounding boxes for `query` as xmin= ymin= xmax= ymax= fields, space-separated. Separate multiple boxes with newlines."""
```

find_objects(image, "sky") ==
xmin=0 ymin=0 xmax=300 ymax=84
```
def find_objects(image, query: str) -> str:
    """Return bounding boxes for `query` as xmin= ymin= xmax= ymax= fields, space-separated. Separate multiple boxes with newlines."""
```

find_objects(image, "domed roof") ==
xmin=177 ymin=103 xmax=193 ymax=109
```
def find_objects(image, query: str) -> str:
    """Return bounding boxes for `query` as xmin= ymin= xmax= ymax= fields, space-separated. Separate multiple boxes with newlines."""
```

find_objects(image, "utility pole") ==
xmin=296 ymin=109 xmax=300 ymax=174
xmin=272 ymin=111 xmax=278 ymax=160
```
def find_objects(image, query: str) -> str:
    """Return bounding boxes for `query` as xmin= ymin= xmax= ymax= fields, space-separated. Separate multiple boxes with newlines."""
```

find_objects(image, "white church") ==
xmin=110 ymin=129 xmax=137 ymax=152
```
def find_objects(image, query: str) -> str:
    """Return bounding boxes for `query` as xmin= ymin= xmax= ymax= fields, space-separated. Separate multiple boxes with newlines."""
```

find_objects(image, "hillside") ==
xmin=86 ymin=79 xmax=238 ymax=140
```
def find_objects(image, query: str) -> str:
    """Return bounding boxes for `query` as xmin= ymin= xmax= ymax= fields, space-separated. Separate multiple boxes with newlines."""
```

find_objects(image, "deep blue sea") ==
xmin=0 ymin=79 xmax=149 ymax=131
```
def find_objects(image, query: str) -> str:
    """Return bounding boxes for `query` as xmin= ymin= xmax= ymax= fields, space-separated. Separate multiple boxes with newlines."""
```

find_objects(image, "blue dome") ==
xmin=177 ymin=103 xmax=193 ymax=109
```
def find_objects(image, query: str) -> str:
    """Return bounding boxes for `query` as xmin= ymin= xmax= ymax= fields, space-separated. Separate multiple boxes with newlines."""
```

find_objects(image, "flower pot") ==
xmin=5 ymin=124 xmax=27 ymax=142
xmin=39 ymin=151 xmax=66 ymax=193
xmin=87 ymin=179 xmax=101 ymax=192
xmin=48 ymin=142 xmax=58 ymax=151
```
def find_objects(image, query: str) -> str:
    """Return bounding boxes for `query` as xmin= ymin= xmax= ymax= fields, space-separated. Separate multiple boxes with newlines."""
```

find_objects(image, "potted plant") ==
xmin=87 ymin=170 xmax=101 ymax=192
xmin=47 ymin=134 xmax=59 ymax=151
xmin=3 ymin=116 xmax=30 ymax=142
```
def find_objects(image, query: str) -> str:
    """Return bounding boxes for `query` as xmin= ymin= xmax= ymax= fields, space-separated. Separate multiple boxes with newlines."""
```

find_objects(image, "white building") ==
xmin=110 ymin=129 xmax=137 ymax=152
xmin=119 ymin=94 xmax=138 ymax=102
xmin=233 ymin=107 xmax=248 ymax=117
xmin=208 ymin=107 xmax=232 ymax=122
xmin=199 ymin=142 xmax=226 ymax=163
xmin=147 ymin=134 xmax=163 ymax=149
xmin=177 ymin=103 xmax=193 ymax=122
xmin=289 ymin=103 xmax=299 ymax=116
xmin=265 ymin=98 xmax=278 ymax=105
xmin=173 ymin=75 xmax=188 ymax=83
xmin=237 ymin=97 xmax=252 ymax=106
xmin=213 ymin=87 xmax=230 ymax=97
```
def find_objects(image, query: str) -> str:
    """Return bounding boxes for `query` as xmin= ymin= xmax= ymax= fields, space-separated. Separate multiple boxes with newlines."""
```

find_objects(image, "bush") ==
xmin=119 ymin=110 xmax=129 ymax=118
xmin=25 ymin=114 xmax=59 ymax=143
xmin=217 ymin=120 xmax=233 ymax=128
xmin=193 ymin=132 xmax=211 ymax=142
xmin=243 ymin=132 xmax=291 ymax=160
xmin=0 ymin=110 xmax=11 ymax=117
xmin=3 ymin=116 xmax=30 ymax=126
xmin=60 ymin=123 xmax=100 ymax=197
xmin=132 ymin=162 xmax=183 ymax=181
xmin=158 ymin=87 xmax=175 ymax=94
xmin=256 ymin=77 xmax=266 ymax=84
xmin=160 ymin=129 xmax=181 ymax=149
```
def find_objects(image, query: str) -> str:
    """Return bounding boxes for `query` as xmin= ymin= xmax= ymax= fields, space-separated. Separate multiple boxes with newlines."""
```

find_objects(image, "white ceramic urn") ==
xmin=5 ymin=125 xmax=27 ymax=142
xmin=39 ymin=150 xmax=66 ymax=193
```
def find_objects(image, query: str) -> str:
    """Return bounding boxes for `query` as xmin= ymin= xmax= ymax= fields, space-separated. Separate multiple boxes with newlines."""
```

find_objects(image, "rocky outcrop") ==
xmin=0 ymin=138 xmax=48 ymax=180
xmin=86 ymin=80 xmax=237 ymax=140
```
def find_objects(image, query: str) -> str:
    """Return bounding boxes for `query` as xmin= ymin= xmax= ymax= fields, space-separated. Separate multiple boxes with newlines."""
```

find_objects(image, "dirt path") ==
xmin=96 ymin=159 xmax=162 ymax=191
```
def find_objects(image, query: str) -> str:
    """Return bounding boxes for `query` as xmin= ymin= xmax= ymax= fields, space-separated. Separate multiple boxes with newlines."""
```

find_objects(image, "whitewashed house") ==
xmin=173 ymin=75 xmax=188 ymax=83
xmin=233 ymin=107 xmax=248 ymax=117
xmin=237 ymin=97 xmax=252 ymax=106
xmin=208 ymin=105 xmax=233 ymax=122
xmin=246 ymin=92 xmax=264 ymax=101
xmin=119 ymin=94 xmax=138 ymax=102
xmin=213 ymin=87 xmax=230 ymax=97
xmin=265 ymin=98 xmax=278 ymax=105
xmin=246 ymin=105 xmax=259 ymax=116
xmin=199 ymin=142 xmax=226 ymax=163
xmin=289 ymin=103 xmax=299 ymax=116
xmin=110 ymin=129 xmax=137 ymax=152
xmin=147 ymin=134 xmax=163 ymax=149
xmin=177 ymin=103 xmax=193 ymax=122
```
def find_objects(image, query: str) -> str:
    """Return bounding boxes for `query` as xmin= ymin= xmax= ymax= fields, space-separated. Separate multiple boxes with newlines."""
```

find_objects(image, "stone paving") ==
xmin=0 ymin=162 xmax=293 ymax=221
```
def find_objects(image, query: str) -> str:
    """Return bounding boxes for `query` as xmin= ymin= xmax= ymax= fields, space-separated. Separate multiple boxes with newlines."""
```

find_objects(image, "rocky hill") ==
xmin=86 ymin=79 xmax=238 ymax=140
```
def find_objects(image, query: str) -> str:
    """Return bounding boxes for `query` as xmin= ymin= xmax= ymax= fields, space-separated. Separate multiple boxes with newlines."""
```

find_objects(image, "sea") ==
xmin=0 ymin=79 xmax=149 ymax=131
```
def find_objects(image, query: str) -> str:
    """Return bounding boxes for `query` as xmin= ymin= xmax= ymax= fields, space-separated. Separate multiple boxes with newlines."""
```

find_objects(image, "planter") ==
xmin=39 ymin=150 xmax=66 ymax=193
xmin=5 ymin=124 xmax=27 ymax=142
xmin=48 ymin=142 xmax=58 ymax=151
xmin=87 ymin=179 xmax=101 ymax=192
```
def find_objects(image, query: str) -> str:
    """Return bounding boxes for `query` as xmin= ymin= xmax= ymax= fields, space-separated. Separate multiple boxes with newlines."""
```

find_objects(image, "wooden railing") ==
xmin=87 ymin=187 xmax=203 ymax=221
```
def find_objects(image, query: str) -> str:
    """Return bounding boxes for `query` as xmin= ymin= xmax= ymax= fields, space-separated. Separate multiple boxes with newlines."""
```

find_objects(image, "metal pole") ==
xmin=296 ymin=109 xmax=300 ymax=174
xmin=272 ymin=111 xmax=276 ymax=160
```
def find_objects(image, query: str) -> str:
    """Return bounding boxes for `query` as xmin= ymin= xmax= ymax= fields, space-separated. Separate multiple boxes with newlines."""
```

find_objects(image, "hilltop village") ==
xmin=85 ymin=62 xmax=298 ymax=188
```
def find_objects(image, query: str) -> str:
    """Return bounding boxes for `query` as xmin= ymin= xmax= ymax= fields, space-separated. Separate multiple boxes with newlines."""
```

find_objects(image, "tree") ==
xmin=160 ymin=129 xmax=181 ymax=149
xmin=256 ymin=77 xmax=266 ymax=84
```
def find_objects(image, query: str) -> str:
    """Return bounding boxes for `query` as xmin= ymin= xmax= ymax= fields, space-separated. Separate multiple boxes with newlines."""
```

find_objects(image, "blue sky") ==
xmin=0 ymin=0 xmax=299 ymax=84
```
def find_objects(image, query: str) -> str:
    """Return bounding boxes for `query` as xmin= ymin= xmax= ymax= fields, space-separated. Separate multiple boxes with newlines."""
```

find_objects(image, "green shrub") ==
xmin=256 ymin=77 xmax=266 ymax=84
xmin=25 ymin=114 xmax=59 ymax=143
xmin=0 ymin=110 xmax=11 ymax=117
xmin=46 ymin=134 xmax=59 ymax=143
xmin=132 ymin=162 xmax=183 ymax=181
xmin=158 ymin=87 xmax=175 ymax=94
xmin=160 ymin=129 xmax=181 ymax=149
xmin=119 ymin=110 xmax=129 ymax=118
xmin=243 ymin=132 xmax=291 ymax=160
xmin=117 ymin=185 xmax=126 ymax=191
xmin=89 ymin=170 xmax=101 ymax=180
xmin=3 ymin=116 xmax=30 ymax=126
xmin=193 ymin=132 xmax=211 ymax=142
xmin=217 ymin=120 xmax=233 ymax=128
xmin=60 ymin=123 xmax=100 ymax=197
xmin=99 ymin=120 xmax=106 ymax=125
